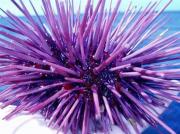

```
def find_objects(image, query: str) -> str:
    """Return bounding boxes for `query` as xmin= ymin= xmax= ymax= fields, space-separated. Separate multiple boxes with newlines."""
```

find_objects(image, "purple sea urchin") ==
xmin=0 ymin=0 xmax=179 ymax=134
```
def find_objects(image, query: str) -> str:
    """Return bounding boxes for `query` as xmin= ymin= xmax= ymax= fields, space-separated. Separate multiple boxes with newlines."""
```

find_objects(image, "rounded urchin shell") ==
xmin=0 ymin=0 xmax=179 ymax=134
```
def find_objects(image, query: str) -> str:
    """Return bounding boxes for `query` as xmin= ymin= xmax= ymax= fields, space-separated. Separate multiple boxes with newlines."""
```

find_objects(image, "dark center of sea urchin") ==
xmin=45 ymin=38 xmax=118 ymax=87
xmin=0 ymin=0 xmax=180 ymax=134
xmin=42 ymin=49 xmax=120 ymax=96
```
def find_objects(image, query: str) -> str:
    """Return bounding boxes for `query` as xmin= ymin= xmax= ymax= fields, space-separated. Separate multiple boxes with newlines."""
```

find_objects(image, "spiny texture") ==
xmin=0 ymin=0 xmax=179 ymax=134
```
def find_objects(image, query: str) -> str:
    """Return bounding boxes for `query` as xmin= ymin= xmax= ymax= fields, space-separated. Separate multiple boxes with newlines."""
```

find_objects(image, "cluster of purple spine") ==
xmin=0 ymin=0 xmax=179 ymax=134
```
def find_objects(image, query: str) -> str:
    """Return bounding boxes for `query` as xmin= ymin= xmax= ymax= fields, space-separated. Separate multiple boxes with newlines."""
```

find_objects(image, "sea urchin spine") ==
xmin=0 ymin=0 xmax=179 ymax=134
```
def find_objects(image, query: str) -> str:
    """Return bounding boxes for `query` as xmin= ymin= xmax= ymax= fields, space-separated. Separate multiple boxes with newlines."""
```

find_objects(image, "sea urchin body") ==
xmin=0 ymin=0 xmax=180 ymax=134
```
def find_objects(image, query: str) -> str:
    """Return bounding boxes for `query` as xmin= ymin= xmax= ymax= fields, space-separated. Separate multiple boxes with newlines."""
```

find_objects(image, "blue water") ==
xmin=141 ymin=12 xmax=180 ymax=134
xmin=0 ymin=11 xmax=180 ymax=134
xmin=143 ymin=99 xmax=180 ymax=134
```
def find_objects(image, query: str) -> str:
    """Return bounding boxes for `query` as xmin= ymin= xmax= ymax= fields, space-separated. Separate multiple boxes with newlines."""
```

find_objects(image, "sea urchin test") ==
xmin=0 ymin=0 xmax=179 ymax=134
